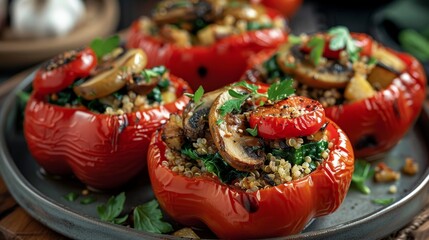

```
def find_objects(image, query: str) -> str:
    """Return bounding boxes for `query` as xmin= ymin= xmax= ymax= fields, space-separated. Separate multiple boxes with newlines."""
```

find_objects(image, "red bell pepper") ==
xmin=325 ymin=51 xmax=426 ymax=158
xmin=147 ymin=118 xmax=354 ymax=238
xmin=244 ymin=34 xmax=427 ymax=158
xmin=24 ymin=74 xmax=191 ymax=190
xmin=127 ymin=7 xmax=287 ymax=92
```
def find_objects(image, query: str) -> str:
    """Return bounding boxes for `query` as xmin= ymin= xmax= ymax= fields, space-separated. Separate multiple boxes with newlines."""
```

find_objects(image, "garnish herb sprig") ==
xmin=97 ymin=193 xmax=173 ymax=234
xmin=371 ymin=198 xmax=394 ymax=206
xmin=185 ymin=85 xmax=204 ymax=107
xmin=351 ymin=160 xmax=374 ymax=195
xmin=90 ymin=35 xmax=121 ymax=60
xmin=217 ymin=80 xmax=295 ymax=119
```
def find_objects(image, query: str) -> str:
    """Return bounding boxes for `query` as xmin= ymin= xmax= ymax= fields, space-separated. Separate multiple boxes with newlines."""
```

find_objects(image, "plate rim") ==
xmin=1 ymin=72 xmax=429 ymax=240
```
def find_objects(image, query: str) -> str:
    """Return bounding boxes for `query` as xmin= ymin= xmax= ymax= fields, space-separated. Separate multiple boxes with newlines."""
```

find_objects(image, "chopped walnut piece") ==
xmin=402 ymin=157 xmax=419 ymax=176
xmin=374 ymin=162 xmax=400 ymax=183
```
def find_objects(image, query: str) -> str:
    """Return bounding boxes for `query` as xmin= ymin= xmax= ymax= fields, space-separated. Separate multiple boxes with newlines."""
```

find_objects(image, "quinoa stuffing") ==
xmin=161 ymin=82 xmax=333 ymax=192
xmin=246 ymin=26 xmax=406 ymax=108
xmin=135 ymin=0 xmax=286 ymax=47
xmin=47 ymin=48 xmax=178 ymax=115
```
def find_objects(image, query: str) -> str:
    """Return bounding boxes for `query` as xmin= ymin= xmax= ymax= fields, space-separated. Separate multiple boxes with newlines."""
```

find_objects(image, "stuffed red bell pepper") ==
xmin=244 ymin=26 xmax=427 ymax=158
xmin=127 ymin=0 xmax=287 ymax=92
xmin=24 ymin=43 xmax=191 ymax=190
xmin=147 ymin=81 xmax=354 ymax=238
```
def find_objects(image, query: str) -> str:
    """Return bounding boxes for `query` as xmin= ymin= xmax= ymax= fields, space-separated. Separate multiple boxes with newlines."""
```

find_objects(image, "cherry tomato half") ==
xmin=249 ymin=96 xmax=326 ymax=139
xmin=33 ymin=47 xmax=97 ymax=95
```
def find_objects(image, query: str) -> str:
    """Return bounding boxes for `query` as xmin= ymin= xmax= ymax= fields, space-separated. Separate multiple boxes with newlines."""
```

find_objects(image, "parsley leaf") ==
xmin=193 ymin=86 xmax=204 ymax=105
xmin=367 ymin=56 xmax=378 ymax=65
xmin=233 ymin=81 xmax=259 ymax=93
xmin=181 ymin=144 xmax=247 ymax=183
xmin=288 ymin=34 xmax=302 ymax=45
xmin=308 ymin=36 xmax=325 ymax=65
xmin=185 ymin=86 xmax=204 ymax=106
xmin=97 ymin=192 xmax=128 ymax=224
xmin=133 ymin=200 xmax=173 ymax=234
xmin=80 ymin=196 xmax=97 ymax=205
xmin=219 ymin=94 xmax=249 ymax=116
xmin=246 ymin=125 xmax=258 ymax=136
xmin=64 ymin=192 xmax=79 ymax=202
xmin=372 ymin=198 xmax=394 ymax=205
xmin=141 ymin=69 xmax=159 ymax=82
xmin=90 ymin=35 xmax=121 ymax=59
xmin=328 ymin=26 xmax=359 ymax=62
xmin=228 ymin=89 xmax=247 ymax=98
xmin=267 ymin=79 xmax=295 ymax=101
xmin=351 ymin=160 xmax=374 ymax=195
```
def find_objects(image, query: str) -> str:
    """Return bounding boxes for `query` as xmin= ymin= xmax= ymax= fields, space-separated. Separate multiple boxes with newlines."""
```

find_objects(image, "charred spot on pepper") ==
xmin=237 ymin=194 xmax=259 ymax=213
xmin=354 ymin=134 xmax=378 ymax=150
xmin=197 ymin=66 xmax=208 ymax=79
xmin=392 ymin=98 xmax=401 ymax=120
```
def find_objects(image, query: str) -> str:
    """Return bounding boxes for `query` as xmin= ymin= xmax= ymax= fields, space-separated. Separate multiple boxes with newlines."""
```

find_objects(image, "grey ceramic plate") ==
xmin=1 ymin=72 xmax=429 ymax=240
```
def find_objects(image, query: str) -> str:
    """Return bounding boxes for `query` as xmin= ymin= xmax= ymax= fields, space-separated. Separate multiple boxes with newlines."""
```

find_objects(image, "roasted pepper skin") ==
xmin=147 ymin=119 xmax=354 ymax=239
xmin=24 ymin=75 xmax=191 ymax=190
xmin=245 ymin=35 xmax=427 ymax=158
xmin=127 ymin=8 xmax=287 ymax=92
xmin=325 ymin=51 xmax=426 ymax=158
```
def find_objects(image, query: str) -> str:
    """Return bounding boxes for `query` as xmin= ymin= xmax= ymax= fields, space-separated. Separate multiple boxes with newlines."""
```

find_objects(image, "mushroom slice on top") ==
xmin=276 ymin=45 xmax=353 ymax=89
xmin=153 ymin=0 xmax=226 ymax=26
xmin=73 ymin=49 xmax=147 ymax=100
xmin=183 ymin=88 xmax=224 ymax=141
xmin=209 ymin=88 xmax=265 ymax=171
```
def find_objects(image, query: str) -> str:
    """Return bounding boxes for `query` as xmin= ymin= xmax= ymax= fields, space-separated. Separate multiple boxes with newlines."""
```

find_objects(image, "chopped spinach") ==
xmin=147 ymin=87 xmax=162 ymax=104
xmin=263 ymin=54 xmax=292 ymax=83
xmin=271 ymin=140 xmax=328 ymax=165
xmin=181 ymin=144 xmax=247 ymax=183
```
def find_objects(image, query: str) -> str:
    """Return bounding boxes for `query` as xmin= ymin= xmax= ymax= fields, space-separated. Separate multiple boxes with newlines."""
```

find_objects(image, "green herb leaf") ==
xmin=17 ymin=91 xmax=30 ymax=104
xmin=133 ymin=200 xmax=173 ymax=234
xmin=80 ymin=196 xmax=97 ymax=205
xmin=97 ymin=192 xmax=127 ymax=224
xmin=233 ymin=81 xmax=258 ymax=93
xmin=308 ymin=36 xmax=325 ymax=65
xmin=141 ymin=69 xmax=160 ymax=83
xmin=181 ymin=144 xmax=247 ymax=183
xmin=64 ymin=192 xmax=79 ymax=202
xmin=399 ymin=29 xmax=429 ymax=61
xmin=351 ymin=160 xmax=374 ymax=195
xmin=372 ymin=198 xmax=394 ymax=205
xmin=246 ymin=125 xmax=258 ymax=137
xmin=367 ymin=56 xmax=378 ymax=65
xmin=193 ymin=86 xmax=204 ymax=105
xmin=272 ymin=140 xmax=328 ymax=166
xmin=228 ymin=89 xmax=247 ymax=98
xmin=216 ymin=119 xmax=224 ymax=125
xmin=218 ymin=95 xmax=248 ymax=116
xmin=90 ymin=35 xmax=120 ymax=59
xmin=267 ymin=79 xmax=295 ymax=101
xmin=328 ymin=26 xmax=359 ymax=62
xmin=288 ymin=34 xmax=302 ymax=45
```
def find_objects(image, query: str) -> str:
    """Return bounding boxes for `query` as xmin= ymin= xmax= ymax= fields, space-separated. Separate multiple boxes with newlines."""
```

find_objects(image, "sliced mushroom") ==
xmin=223 ymin=3 xmax=265 ymax=21
xmin=183 ymin=88 xmax=224 ymax=141
xmin=162 ymin=114 xmax=185 ymax=151
xmin=73 ymin=49 xmax=147 ymax=100
xmin=153 ymin=0 xmax=226 ymax=26
xmin=209 ymin=88 xmax=265 ymax=171
xmin=276 ymin=45 xmax=353 ymax=89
